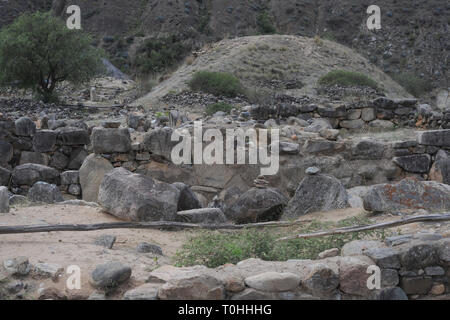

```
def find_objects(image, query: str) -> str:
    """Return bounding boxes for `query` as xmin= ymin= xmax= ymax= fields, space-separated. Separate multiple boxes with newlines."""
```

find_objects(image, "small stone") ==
xmin=33 ymin=263 xmax=64 ymax=278
xmin=88 ymin=291 xmax=106 ymax=300
xmin=424 ymin=266 xmax=445 ymax=276
xmin=102 ymin=121 xmax=121 ymax=128
xmin=305 ymin=167 xmax=320 ymax=175
xmin=317 ymin=248 xmax=339 ymax=259
xmin=430 ymin=283 xmax=445 ymax=295
xmin=94 ymin=235 xmax=116 ymax=249
xmin=3 ymin=257 xmax=31 ymax=276
xmin=123 ymin=283 xmax=160 ymax=300
xmin=137 ymin=242 xmax=163 ymax=255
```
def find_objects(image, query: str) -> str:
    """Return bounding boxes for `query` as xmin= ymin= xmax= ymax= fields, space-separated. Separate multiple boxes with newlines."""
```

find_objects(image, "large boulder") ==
xmin=91 ymin=127 xmax=131 ymax=154
xmin=98 ymin=168 xmax=180 ymax=222
xmin=226 ymin=187 xmax=288 ymax=224
xmin=0 ymin=186 xmax=9 ymax=213
xmin=32 ymin=130 xmax=57 ymax=152
xmin=12 ymin=164 xmax=60 ymax=186
xmin=57 ymin=127 xmax=90 ymax=146
xmin=19 ymin=151 xmax=49 ymax=166
xmin=15 ymin=117 xmax=36 ymax=137
xmin=142 ymin=128 xmax=176 ymax=161
xmin=28 ymin=182 xmax=64 ymax=203
xmin=173 ymin=182 xmax=202 ymax=211
xmin=363 ymin=178 xmax=450 ymax=213
xmin=393 ymin=154 xmax=431 ymax=173
xmin=79 ymin=154 xmax=113 ymax=203
xmin=282 ymin=174 xmax=349 ymax=219
xmin=158 ymin=274 xmax=224 ymax=300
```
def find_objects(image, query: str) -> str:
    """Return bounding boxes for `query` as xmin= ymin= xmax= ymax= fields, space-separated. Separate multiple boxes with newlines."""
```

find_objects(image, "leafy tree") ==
xmin=0 ymin=11 xmax=104 ymax=102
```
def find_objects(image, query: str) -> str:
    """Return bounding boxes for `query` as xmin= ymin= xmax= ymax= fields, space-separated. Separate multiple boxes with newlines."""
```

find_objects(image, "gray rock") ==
xmin=142 ymin=128 xmax=177 ymax=161
xmin=158 ymin=274 xmax=224 ymax=300
xmin=417 ymin=129 xmax=450 ymax=147
xmin=0 ymin=141 xmax=13 ymax=166
xmin=393 ymin=154 xmax=431 ymax=173
xmin=340 ymin=119 xmax=365 ymax=129
xmin=429 ymin=150 xmax=450 ymax=184
xmin=79 ymin=154 xmax=114 ymax=203
xmin=363 ymin=178 xmax=450 ymax=213
xmin=0 ymin=166 xmax=11 ymax=186
xmin=317 ymin=248 xmax=339 ymax=259
xmin=88 ymin=291 xmax=106 ymax=300
xmin=303 ymin=263 xmax=339 ymax=296
xmin=400 ymin=244 xmax=439 ymax=270
xmin=317 ymin=104 xmax=346 ymax=118
xmin=15 ymin=117 xmax=36 ymax=137
xmin=57 ymin=127 xmax=90 ymax=146
xmin=341 ymin=240 xmax=385 ymax=256
xmin=231 ymin=288 xmax=275 ymax=300
xmin=173 ymin=182 xmax=202 ymax=211
xmin=279 ymin=142 xmax=300 ymax=155
xmin=33 ymin=263 xmax=64 ymax=278
xmin=385 ymin=235 xmax=413 ymax=247
xmin=32 ymin=130 xmax=57 ymax=152
xmin=244 ymin=272 xmax=300 ymax=292
xmin=305 ymin=167 xmax=320 ymax=175
xmin=365 ymin=247 xmax=401 ymax=269
xmin=68 ymin=184 xmax=81 ymax=196
xmin=59 ymin=200 xmax=99 ymax=207
xmin=3 ymin=257 xmax=30 ymax=276
xmin=137 ymin=242 xmax=163 ymax=255
xmin=94 ymin=235 xmax=116 ymax=249
xmin=12 ymin=164 xmax=60 ymax=186
xmin=49 ymin=152 xmax=69 ymax=170
xmin=226 ymin=187 xmax=288 ymax=224
xmin=123 ymin=283 xmax=160 ymax=300
xmin=0 ymin=186 xmax=9 ymax=213
xmin=283 ymin=174 xmax=348 ymax=219
xmin=351 ymin=139 xmax=387 ymax=160
xmin=375 ymin=287 xmax=408 ymax=300
xmin=67 ymin=147 xmax=89 ymax=170
xmin=19 ymin=151 xmax=49 ymax=166
xmin=424 ymin=266 xmax=445 ymax=276
xmin=91 ymin=127 xmax=131 ymax=154
xmin=98 ymin=168 xmax=180 ymax=222
xmin=369 ymin=119 xmax=395 ymax=129
xmin=381 ymin=269 xmax=399 ymax=287
xmin=9 ymin=195 xmax=29 ymax=207
xmin=90 ymin=262 xmax=132 ymax=289
xmin=401 ymin=276 xmax=433 ymax=295
xmin=361 ymin=108 xmax=376 ymax=121
xmin=61 ymin=171 xmax=79 ymax=185
xmin=304 ymin=118 xmax=332 ymax=133
xmin=28 ymin=182 xmax=64 ymax=203
xmin=176 ymin=208 xmax=227 ymax=224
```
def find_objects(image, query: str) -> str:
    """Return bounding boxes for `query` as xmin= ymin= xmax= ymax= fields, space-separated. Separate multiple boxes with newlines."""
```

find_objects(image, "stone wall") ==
xmin=120 ymin=234 xmax=450 ymax=300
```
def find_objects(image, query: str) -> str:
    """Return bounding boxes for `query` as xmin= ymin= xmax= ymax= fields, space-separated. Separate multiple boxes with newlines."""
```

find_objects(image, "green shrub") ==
xmin=318 ymin=70 xmax=378 ymax=89
xmin=134 ymin=36 xmax=188 ymax=75
xmin=257 ymin=12 xmax=276 ymax=35
xmin=175 ymin=217 xmax=387 ymax=268
xmin=391 ymin=72 xmax=433 ymax=97
xmin=188 ymin=71 xmax=243 ymax=97
xmin=206 ymin=102 xmax=234 ymax=115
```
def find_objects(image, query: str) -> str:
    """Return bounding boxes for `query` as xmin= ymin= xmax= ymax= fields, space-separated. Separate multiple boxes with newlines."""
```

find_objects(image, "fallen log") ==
xmin=0 ymin=219 xmax=310 ymax=235
xmin=277 ymin=213 xmax=450 ymax=241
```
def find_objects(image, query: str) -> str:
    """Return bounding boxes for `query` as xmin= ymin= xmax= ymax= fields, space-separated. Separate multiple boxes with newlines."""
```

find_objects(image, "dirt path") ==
xmin=0 ymin=204 xmax=191 ymax=298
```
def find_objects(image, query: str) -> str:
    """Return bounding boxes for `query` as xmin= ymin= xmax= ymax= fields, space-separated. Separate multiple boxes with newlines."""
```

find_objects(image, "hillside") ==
xmin=134 ymin=34 xmax=411 ymax=108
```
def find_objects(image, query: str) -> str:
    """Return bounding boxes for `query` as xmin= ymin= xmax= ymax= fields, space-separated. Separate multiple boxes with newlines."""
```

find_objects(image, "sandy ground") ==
xmin=1 ymin=204 xmax=448 ymax=299
xmin=0 ymin=204 xmax=191 ymax=298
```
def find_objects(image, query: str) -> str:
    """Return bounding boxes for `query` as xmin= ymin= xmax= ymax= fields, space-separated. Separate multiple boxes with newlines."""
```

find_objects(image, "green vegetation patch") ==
xmin=257 ymin=12 xmax=277 ymax=35
xmin=189 ymin=71 xmax=244 ymax=97
xmin=318 ymin=70 xmax=378 ymax=89
xmin=175 ymin=216 xmax=387 ymax=268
